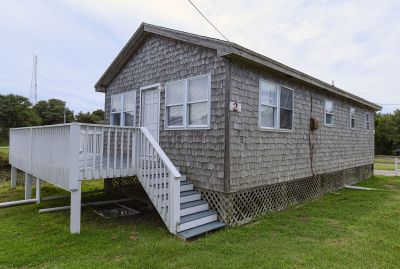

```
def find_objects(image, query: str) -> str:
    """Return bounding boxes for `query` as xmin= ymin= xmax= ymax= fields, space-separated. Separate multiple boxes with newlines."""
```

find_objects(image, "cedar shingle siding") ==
xmin=105 ymin=35 xmax=227 ymax=192
xmin=229 ymin=60 xmax=374 ymax=192
xmin=104 ymin=33 xmax=375 ymax=194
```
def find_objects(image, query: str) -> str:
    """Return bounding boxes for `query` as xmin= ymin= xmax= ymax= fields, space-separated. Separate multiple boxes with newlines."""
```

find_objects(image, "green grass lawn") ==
xmin=375 ymin=155 xmax=398 ymax=171
xmin=0 ymin=175 xmax=400 ymax=268
xmin=0 ymin=147 xmax=9 ymax=167
xmin=0 ymin=147 xmax=8 ymax=158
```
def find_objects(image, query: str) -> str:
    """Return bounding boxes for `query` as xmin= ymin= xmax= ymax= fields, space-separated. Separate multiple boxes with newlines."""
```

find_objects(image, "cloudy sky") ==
xmin=0 ymin=0 xmax=399 ymax=113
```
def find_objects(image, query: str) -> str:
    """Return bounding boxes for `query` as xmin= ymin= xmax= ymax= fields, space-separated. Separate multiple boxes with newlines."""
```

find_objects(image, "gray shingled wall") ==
xmin=104 ymin=34 xmax=375 ymax=195
xmin=105 ymin=34 xmax=227 ymax=192
xmin=228 ymin=60 xmax=375 ymax=192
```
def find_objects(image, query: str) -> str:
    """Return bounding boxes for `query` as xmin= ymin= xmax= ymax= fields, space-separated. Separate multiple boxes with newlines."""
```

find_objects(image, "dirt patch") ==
xmin=384 ymin=184 xmax=400 ymax=191
xmin=298 ymin=216 xmax=311 ymax=223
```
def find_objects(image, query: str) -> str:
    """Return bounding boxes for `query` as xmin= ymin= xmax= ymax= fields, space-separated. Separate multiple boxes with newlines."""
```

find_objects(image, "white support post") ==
xmin=168 ymin=174 xmax=181 ymax=234
xmin=10 ymin=166 xmax=17 ymax=189
xmin=395 ymin=158 xmax=398 ymax=177
xmin=70 ymin=182 xmax=81 ymax=234
xmin=25 ymin=173 xmax=33 ymax=200
xmin=36 ymin=178 xmax=41 ymax=204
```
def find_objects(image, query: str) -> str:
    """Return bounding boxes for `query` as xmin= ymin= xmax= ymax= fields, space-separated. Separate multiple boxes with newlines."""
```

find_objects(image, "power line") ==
xmin=186 ymin=0 xmax=230 ymax=42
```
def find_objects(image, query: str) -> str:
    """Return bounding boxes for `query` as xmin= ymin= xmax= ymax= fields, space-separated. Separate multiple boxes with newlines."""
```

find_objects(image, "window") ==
xmin=165 ymin=74 xmax=210 ymax=129
xmin=259 ymin=79 xmax=293 ymax=130
xmin=350 ymin=108 xmax=356 ymax=129
xmin=366 ymin=113 xmax=370 ymax=130
xmin=110 ymin=91 xmax=136 ymax=126
xmin=325 ymin=100 xmax=334 ymax=126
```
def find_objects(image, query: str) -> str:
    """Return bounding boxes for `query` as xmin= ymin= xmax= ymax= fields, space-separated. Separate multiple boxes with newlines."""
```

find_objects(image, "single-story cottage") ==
xmin=9 ymin=23 xmax=380 ymax=239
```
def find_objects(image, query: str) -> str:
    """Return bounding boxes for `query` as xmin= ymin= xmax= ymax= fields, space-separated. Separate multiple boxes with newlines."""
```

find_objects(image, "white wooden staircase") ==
xmin=9 ymin=123 xmax=225 ymax=238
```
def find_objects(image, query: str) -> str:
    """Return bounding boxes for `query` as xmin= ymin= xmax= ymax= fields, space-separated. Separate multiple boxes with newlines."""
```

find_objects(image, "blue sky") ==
xmin=0 ymin=0 xmax=399 ymax=113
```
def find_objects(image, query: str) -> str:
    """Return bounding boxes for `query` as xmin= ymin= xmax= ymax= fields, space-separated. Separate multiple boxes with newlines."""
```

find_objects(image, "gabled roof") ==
xmin=95 ymin=23 xmax=381 ymax=111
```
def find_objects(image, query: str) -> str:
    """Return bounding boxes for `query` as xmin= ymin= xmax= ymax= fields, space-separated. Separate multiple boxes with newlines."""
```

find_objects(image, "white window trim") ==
xmin=350 ymin=107 xmax=356 ymax=129
xmin=324 ymin=99 xmax=334 ymax=127
xmin=164 ymin=74 xmax=211 ymax=130
xmin=365 ymin=112 xmax=371 ymax=130
xmin=110 ymin=91 xmax=136 ymax=127
xmin=258 ymin=78 xmax=294 ymax=132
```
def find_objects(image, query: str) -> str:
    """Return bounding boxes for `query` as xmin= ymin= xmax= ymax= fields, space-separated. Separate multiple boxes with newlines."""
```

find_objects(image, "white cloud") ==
xmin=0 ymin=0 xmax=399 ymax=113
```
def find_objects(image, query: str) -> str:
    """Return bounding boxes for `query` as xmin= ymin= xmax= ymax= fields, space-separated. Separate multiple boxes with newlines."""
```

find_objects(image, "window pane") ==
xmin=188 ymin=76 xmax=208 ymax=102
xmin=124 ymin=91 xmax=135 ymax=111
xmin=260 ymin=105 xmax=276 ymax=128
xmin=166 ymin=81 xmax=184 ymax=105
xmin=111 ymin=113 xmax=121 ymax=126
xmin=351 ymin=118 xmax=355 ymax=128
xmin=280 ymin=108 xmax=292 ymax=129
xmin=167 ymin=106 xmax=183 ymax=127
xmin=350 ymin=108 xmax=355 ymax=118
xmin=367 ymin=122 xmax=370 ymax=130
xmin=111 ymin=95 xmax=122 ymax=112
xmin=260 ymin=80 xmax=277 ymax=106
xmin=124 ymin=111 xmax=135 ymax=126
xmin=326 ymin=113 xmax=333 ymax=125
xmin=189 ymin=102 xmax=208 ymax=126
xmin=325 ymin=100 xmax=333 ymax=114
xmin=280 ymin=87 xmax=293 ymax=109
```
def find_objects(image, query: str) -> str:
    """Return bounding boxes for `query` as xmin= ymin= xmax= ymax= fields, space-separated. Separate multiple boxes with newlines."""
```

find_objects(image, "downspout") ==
xmin=224 ymin=58 xmax=232 ymax=193
xmin=308 ymin=91 xmax=315 ymax=176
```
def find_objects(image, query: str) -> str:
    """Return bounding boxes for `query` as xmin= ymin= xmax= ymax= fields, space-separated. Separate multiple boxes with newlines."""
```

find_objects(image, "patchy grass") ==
xmin=0 ymin=147 xmax=9 ymax=167
xmin=0 ymin=175 xmax=399 ymax=268
xmin=375 ymin=155 xmax=398 ymax=171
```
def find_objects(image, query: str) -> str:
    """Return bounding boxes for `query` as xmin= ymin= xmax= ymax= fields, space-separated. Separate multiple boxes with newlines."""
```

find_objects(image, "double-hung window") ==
xmin=366 ymin=113 xmax=370 ymax=130
xmin=350 ymin=108 xmax=356 ymax=129
xmin=165 ymin=74 xmax=210 ymax=129
xmin=259 ymin=79 xmax=293 ymax=130
xmin=110 ymin=91 xmax=136 ymax=126
xmin=325 ymin=100 xmax=334 ymax=126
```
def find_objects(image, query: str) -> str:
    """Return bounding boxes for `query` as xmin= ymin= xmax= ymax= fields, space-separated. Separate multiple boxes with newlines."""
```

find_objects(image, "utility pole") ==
xmin=64 ymin=102 xmax=67 ymax=124
xmin=30 ymin=54 xmax=38 ymax=105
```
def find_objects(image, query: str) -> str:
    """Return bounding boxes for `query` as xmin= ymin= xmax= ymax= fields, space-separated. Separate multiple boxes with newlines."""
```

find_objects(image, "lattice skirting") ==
xmin=198 ymin=164 xmax=373 ymax=226
xmin=104 ymin=176 xmax=151 ymax=203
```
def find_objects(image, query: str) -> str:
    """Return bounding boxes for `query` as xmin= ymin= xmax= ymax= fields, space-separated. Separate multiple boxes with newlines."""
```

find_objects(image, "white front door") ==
xmin=141 ymin=88 xmax=160 ymax=142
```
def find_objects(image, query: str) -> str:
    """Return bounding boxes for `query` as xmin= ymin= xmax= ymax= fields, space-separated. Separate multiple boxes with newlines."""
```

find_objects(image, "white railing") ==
xmin=136 ymin=127 xmax=181 ymax=234
xmin=10 ymin=124 xmax=79 ymax=190
xmin=9 ymin=123 xmax=182 ymax=234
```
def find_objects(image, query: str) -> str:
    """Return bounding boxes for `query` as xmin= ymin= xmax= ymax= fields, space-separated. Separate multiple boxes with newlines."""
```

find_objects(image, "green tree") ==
xmin=75 ymin=111 xmax=101 ymax=124
xmin=33 ymin=99 xmax=74 ymax=125
xmin=375 ymin=110 xmax=400 ymax=155
xmin=0 ymin=94 xmax=41 ymax=142
xmin=92 ymin=109 xmax=105 ymax=121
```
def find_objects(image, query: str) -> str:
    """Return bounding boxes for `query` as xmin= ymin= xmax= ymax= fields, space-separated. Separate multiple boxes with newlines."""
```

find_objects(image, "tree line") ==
xmin=375 ymin=110 xmax=400 ymax=155
xmin=0 ymin=94 xmax=104 ymax=144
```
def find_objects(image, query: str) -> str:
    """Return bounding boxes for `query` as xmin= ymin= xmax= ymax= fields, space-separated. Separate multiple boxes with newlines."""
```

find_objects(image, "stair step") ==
xmin=180 ymin=200 xmax=208 ymax=216
xmin=177 ymin=210 xmax=218 ymax=232
xmin=180 ymin=181 xmax=193 ymax=192
xmin=180 ymin=190 xmax=201 ymax=203
xmin=178 ymin=221 xmax=225 ymax=239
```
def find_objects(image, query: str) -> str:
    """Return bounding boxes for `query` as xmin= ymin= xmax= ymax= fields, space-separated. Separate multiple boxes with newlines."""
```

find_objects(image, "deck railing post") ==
xmin=70 ymin=182 xmax=81 ymax=234
xmin=36 ymin=178 xmax=41 ymax=204
xmin=68 ymin=123 xmax=81 ymax=190
xmin=10 ymin=166 xmax=17 ymax=189
xmin=168 ymin=173 xmax=180 ymax=234
xmin=24 ymin=173 xmax=33 ymax=200
xmin=68 ymin=123 xmax=82 ymax=234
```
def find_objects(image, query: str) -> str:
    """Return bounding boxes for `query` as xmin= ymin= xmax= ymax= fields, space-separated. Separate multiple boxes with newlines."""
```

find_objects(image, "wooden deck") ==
xmin=9 ymin=123 xmax=181 ymax=235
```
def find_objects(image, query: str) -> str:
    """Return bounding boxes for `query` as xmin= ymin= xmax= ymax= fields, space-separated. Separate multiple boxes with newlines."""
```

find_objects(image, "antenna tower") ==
xmin=30 ymin=54 xmax=38 ymax=105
